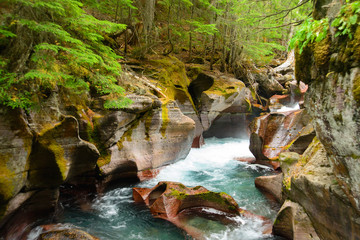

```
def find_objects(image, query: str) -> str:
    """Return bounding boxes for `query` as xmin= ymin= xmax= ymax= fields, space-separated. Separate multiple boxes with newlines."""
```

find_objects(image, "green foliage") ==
xmin=331 ymin=0 xmax=360 ymax=39
xmin=0 ymin=0 xmax=131 ymax=110
xmin=189 ymin=20 xmax=218 ymax=35
xmin=289 ymin=18 xmax=329 ymax=53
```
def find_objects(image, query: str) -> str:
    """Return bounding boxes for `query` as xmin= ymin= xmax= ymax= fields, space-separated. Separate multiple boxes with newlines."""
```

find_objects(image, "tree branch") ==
xmin=255 ymin=20 xmax=304 ymax=33
xmin=256 ymin=0 xmax=310 ymax=22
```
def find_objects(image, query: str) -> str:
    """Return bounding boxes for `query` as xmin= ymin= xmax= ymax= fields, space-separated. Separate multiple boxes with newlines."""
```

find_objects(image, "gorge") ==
xmin=1 ymin=0 xmax=360 ymax=239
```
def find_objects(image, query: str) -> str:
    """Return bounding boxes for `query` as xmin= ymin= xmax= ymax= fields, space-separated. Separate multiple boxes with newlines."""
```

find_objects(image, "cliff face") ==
xmin=301 ymin=0 xmax=360 ymax=214
xmin=273 ymin=0 xmax=360 ymax=239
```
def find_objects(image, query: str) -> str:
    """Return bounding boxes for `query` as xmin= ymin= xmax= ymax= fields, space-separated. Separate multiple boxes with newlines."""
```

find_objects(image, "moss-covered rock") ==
xmin=100 ymin=100 xmax=195 ymax=183
xmin=0 ymin=109 xmax=32 ymax=206
xmin=133 ymin=181 xmax=270 ymax=239
xmin=27 ymin=116 xmax=99 ymax=189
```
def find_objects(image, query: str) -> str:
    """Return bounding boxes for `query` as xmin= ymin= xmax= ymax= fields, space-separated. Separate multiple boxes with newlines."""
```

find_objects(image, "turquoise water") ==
xmin=29 ymin=138 xmax=283 ymax=240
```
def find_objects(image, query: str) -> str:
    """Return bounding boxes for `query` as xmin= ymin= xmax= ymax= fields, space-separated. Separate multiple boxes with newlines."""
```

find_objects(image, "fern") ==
xmin=289 ymin=17 xmax=329 ymax=54
xmin=331 ymin=0 xmax=360 ymax=39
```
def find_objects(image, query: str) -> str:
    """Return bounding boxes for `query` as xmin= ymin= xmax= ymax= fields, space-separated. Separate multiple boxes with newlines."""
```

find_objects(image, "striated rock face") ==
xmin=0 ymin=109 xmax=32 ymax=206
xmin=98 ymin=100 xmax=195 ymax=182
xmin=273 ymin=200 xmax=319 ymax=240
xmin=255 ymin=174 xmax=283 ymax=203
xmin=249 ymin=109 xmax=313 ymax=168
xmin=292 ymin=0 xmax=360 ymax=238
xmin=281 ymin=138 xmax=360 ymax=240
xmin=27 ymin=116 xmax=100 ymax=189
xmin=133 ymin=181 xmax=270 ymax=239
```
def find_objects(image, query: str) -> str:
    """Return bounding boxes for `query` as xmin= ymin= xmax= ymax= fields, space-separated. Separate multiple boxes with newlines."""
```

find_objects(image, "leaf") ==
xmin=350 ymin=14 xmax=358 ymax=25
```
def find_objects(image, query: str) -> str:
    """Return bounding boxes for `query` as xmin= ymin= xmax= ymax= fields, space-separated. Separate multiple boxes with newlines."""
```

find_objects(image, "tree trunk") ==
xmin=210 ymin=33 xmax=216 ymax=70
xmin=189 ymin=0 xmax=194 ymax=59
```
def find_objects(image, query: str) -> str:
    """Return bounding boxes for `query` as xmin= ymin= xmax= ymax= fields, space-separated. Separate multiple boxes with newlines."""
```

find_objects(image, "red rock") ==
xmin=133 ymin=181 xmax=271 ymax=238
xmin=137 ymin=168 xmax=162 ymax=181
xmin=234 ymin=156 xmax=256 ymax=164
xmin=249 ymin=109 xmax=312 ymax=169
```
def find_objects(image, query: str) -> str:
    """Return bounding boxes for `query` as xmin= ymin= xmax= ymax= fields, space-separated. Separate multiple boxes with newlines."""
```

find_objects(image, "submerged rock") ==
xmin=133 ymin=181 xmax=271 ymax=239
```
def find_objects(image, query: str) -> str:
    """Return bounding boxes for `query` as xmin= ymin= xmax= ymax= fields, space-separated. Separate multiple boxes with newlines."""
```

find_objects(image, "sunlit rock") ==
xmin=249 ymin=109 xmax=313 ymax=169
xmin=100 ymin=100 xmax=195 ymax=183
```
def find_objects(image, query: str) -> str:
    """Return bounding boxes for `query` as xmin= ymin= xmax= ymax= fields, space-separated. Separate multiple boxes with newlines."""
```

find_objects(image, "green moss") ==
xmin=353 ymin=73 xmax=360 ymax=106
xmin=144 ymin=110 xmax=154 ymax=141
xmin=193 ymin=186 xmax=201 ymax=190
xmin=0 ymin=153 xmax=15 ymax=203
xmin=313 ymin=36 xmax=331 ymax=68
xmin=295 ymin=47 xmax=313 ymax=84
xmin=97 ymin=154 xmax=111 ymax=168
xmin=196 ymin=191 xmax=237 ymax=211
xmin=186 ymin=66 xmax=203 ymax=80
xmin=168 ymin=188 xmax=187 ymax=200
xmin=39 ymin=138 xmax=68 ymax=180
xmin=160 ymin=104 xmax=169 ymax=138
xmin=204 ymin=78 xmax=244 ymax=99
xmin=116 ymin=117 xmax=141 ymax=151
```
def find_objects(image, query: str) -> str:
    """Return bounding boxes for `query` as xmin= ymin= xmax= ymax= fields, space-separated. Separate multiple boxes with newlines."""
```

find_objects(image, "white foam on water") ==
xmin=141 ymin=138 xmax=255 ymax=188
xmin=273 ymin=103 xmax=300 ymax=112
xmin=205 ymin=217 xmax=268 ymax=240
xmin=71 ymin=137 xmax=278 ymax=240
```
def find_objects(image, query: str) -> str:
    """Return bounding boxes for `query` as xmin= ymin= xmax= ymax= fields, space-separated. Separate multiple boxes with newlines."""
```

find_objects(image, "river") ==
xmin=29 ymin=137 xmax=284 ymax=240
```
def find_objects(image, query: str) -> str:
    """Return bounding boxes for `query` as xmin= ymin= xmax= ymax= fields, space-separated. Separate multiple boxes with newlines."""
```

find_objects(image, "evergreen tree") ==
xmin=0 ymin=0 xmax=131 ymax=109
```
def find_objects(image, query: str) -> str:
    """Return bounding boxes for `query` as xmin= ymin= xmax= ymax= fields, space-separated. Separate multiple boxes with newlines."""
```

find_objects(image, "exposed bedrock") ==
xmin=249 ymin=109 xmax=314 ymax=169
xmin=98 ymin=99 xmax=196 ymax=183
xmin=186 ymin=66 xmax=258 ymax=144
xmin=282 ymin=0 xmax=360 ymax=239
xmin=277 ymin=138 xmax=360 ymax=240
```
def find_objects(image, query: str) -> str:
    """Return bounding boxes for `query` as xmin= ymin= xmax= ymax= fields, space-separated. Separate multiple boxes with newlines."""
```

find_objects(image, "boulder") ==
xmin=273 ymin=200 xmax=320 ymax=240
xmin=249 ymin=109 xmax=312 ymax=169
xmin=133 ymin=181 xmax=271 ymax=239
xmin=200 ymin=79 xmax=254 ymax=138
xmin=255 ymin=173 xmax=283 ymax=203
xmin=253 ymin=69 xmax=284 ymax=98
xmin=38 ymin=226 xmax=99 ymax=240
